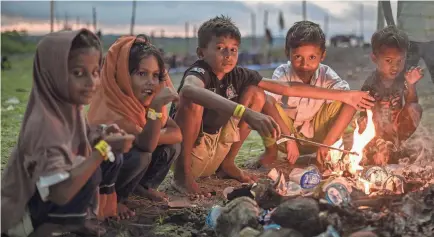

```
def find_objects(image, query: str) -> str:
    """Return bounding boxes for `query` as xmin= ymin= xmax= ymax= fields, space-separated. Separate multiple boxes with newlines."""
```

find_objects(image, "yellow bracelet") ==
xmin=147 ymin=108 xmax=163 ymax=120
xmin=233 ymin=104 xmax=242 ymax=117
xmin=237 ymin=105 xmax=246 ymax=118
xmin=233 ymin=104 xmax=246 ymax=118
xmin=94 ymin=140 xmax=110 ymax=160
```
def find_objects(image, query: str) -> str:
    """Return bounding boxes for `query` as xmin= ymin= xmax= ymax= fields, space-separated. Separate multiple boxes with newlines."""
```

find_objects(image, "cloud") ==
xmin=1 ymin=1 xmax=251 ymax=25
xmin=1 ymin=0 xmax=382 ymax=39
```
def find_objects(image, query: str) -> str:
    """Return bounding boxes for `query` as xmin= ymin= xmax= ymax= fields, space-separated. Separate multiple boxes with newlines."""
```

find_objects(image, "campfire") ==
xmin=308 ymin=109 xmax=418 ymax=200
xmin=211 ymin=109 xmax=434 ymax=237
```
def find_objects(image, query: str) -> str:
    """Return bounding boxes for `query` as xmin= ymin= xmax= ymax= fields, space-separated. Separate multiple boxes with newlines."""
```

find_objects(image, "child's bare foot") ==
xmin=219 ymin=161 xmax=257 ymax=183
xmin=171 ymin=177 xmax=211 ymax=199
xmin=117 ymin=202 xmax=135 ymax=220
xmin=73 ymin=219 xmax=107 ymax=236
xmin=135 ymin=185 xmax=168 ymax=202
xmin=258 ymin=145 xmax=278 ymax=167
xmin=217 ymin=169 xmax=257 ymax=184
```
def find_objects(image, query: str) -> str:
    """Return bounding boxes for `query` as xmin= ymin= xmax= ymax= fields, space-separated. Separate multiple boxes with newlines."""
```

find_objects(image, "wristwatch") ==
xmin=147 ymin=108 xmax=163 ymax=121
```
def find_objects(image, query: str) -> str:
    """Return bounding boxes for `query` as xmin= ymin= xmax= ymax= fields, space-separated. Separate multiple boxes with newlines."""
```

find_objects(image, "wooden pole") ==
xmin=185 ymin=22 xmax=190 ymax=54
xmin=50 ymin=0 xmax=54 ymax=32
xmin=193 ymin=25 xmax=197 ymax=38
xmin=360 ymin=3 xmax=364 ymax=44
xmin=92 ymin=7 xmax=97 ymax=31
xmin=64 ymin=12 xmax=68 ymax=30
xmin=264 ymin=10 xmax=268 ymax=28
xmin=130 ymin=0 xmax=136 ymax=35
xmin=381 ymin=0 xmax=395 ymax=26
xmin=324 ymin=13 xmax=329 ymax=38
xmin=251 ymin=12 xmax=256 ymax=49
xmin=377 ymin=1 xmax=385 ymax=30
xmin=151 ymin=31 xmax=155 ymax=42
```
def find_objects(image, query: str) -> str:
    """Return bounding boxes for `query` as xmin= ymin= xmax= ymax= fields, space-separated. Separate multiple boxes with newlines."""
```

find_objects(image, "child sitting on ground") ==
xmin=87 ymin=35 xmax=181 ymax=219
xmin=1 ymin=29 xmax=133 ymax=237
xmin=170 ymin=16 xmax=374 ymax=196
xmin=359 ymin=26 xmax=423 ymax=165
xmin=260 ymin=21 xmax=364 ymax=168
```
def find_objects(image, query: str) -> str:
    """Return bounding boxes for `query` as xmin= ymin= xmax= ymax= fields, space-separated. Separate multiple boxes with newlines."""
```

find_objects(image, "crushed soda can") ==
xmin=362 ymin=166 xmax=388 ymax=190
xmin=383 ymin=175 xmax=405 ymax=194
xmin=289 ymin=165 xmax=321 ymax=189
xmin=323 ymin=178 xmax=352 ymax=206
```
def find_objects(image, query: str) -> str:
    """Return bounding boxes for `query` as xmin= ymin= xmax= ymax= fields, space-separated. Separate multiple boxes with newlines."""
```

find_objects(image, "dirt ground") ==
xmin=98 ymin=47 xmax=434 ymax=237
xmin=2 ymin=47 xmax=433 ymax=237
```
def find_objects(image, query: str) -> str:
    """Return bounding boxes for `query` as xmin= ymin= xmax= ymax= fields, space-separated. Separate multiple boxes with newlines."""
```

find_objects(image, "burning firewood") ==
xmin=216 ymin=107 xmax=433 ymax=236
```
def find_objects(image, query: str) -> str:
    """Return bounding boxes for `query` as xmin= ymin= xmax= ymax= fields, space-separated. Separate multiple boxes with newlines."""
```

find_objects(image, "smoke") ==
xmin=400 ymin=125 xmax=434 ymax=166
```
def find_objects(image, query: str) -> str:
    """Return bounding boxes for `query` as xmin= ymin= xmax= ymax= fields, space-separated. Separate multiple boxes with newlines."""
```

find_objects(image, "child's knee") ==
xmin=179 ymin=101 xmax=203 ymax=117
xmin=328 ymin=101 xmax=344 ymax=116
xmin=137 ymin=152 xmax=153 ymax=170
xmin=407 ymin=102 xmax=423 ymax=116
xmin=404 ymin=102 xmax=423 ymax=126
xmin=396 ymin=103 xmax=422 ymax=141
xmin=240 ymin=86 xmax=265 ymax=108
xmin=113 ymin=153 xmax=124 ymax=168
xmin=166 ymin=143 xmax=182 ymax=163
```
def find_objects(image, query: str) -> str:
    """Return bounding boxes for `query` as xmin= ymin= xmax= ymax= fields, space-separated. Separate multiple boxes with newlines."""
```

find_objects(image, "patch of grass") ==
xmin=1 ymin=31 xmax=37 ymax=55
xmin=1 ymin=56 xmax=34 ymax=167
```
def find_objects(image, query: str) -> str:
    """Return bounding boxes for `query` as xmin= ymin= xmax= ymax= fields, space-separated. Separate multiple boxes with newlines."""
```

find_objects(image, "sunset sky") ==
xmin=1 ymin=0 xmax=398 ymax=38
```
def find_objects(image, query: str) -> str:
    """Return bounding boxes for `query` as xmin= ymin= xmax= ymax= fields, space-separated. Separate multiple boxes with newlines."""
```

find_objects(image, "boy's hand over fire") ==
xmin=345 ymin=91 xmax=375 ymax=111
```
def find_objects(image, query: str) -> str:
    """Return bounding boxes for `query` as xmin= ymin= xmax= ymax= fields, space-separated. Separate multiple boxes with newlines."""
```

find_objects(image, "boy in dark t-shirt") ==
xmin=359 ymin=26 xmax=423 ymax=165
xmin=170 ymin=16 xmax=375 ymax=196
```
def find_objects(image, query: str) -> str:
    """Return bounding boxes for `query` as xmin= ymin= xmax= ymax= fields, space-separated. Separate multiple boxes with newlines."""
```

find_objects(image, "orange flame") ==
xmin=348 ymin=110 xmax=376 ymax=174
xmin=358 ymin=177 xmax=371 ymax=194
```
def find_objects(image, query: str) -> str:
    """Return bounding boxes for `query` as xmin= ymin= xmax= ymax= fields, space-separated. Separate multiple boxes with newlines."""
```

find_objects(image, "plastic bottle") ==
xmin=205 ymin=205 xmax=223 ymax=229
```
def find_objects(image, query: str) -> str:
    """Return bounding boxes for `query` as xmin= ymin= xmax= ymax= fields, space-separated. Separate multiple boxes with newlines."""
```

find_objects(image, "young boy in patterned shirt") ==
xmin=359 ymin=26 xmax=423 ymax=165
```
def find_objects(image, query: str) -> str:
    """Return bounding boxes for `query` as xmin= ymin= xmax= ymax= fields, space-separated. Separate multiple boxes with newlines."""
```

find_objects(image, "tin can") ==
xmin=362 ymin=166 xmax=388 ymax=189
xmin=289 ymin=165 xmax=321 ymax=189
xmin=324 ymin=182 xmax=352 ymax=206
